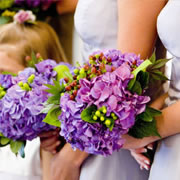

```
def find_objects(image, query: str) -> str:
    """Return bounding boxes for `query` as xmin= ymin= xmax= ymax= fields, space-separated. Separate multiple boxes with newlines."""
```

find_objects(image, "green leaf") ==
xmin=40 ymin=103 xmax=55 ymax=114
xmin=149 ymin=51 xmax=156 ymax=64
xmin=132 ymin=60 xmax=152 ymax=78
xmin=2 ymin=71 xmax=17 ymax=76
xmin=137 ymin=106 xmax=162 ymax=123
xmin=137 ymin=111 xmax=153 ymax=122
xmin=44 ymin=80 xmax=65 ymax=105
xmin=0 ymin=0 xmax=14 ymax=9
xmin=10 ymin=140 xmax=24 ymax=155
xmin=0 ymin=133 xmax=4 ymax=137
xmin=81 ymin=105 xmax=98 ymax=123
xmin=109 ymin=119 xmax=115 ymax=131
xmin=19 ymin=142 xmax=26 ymax=158
xmin=0 ymin=16 xmax=11 ymax=24
xmin=128 ymin=77 xmax=136 ymax=90
xmin=146 ymin=106 xmax=162 ymax=117
xmin=43 ymin=106 xmax=61 ymax=127
xmin=131 ymin=81 xmax=142 ymax=95
xmin=150 ymin=70 xmax=169 ymax=81
xmin=0 ymin=137 xmax=10 ymax=145
xmin=149 ymin=58 xmax=171 ymax=70
xmin=27 ymin=51 xmax=39 ymax=68
xmin=128 ymin=60 xmax=152 ymax=90
xmin=137 ymin=71 xmax=150 ymax=90
xmin=53 ymin=65 xmax=73 ymax=82
xmin=128 ymin=118 xmax=160 ymax=138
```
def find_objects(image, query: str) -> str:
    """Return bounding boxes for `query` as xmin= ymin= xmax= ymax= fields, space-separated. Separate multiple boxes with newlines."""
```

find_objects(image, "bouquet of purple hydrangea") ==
xmin=0 ymin=55 xmax=72 ymax=157
xmin=43 ymin=49 xmax=169 ymax=156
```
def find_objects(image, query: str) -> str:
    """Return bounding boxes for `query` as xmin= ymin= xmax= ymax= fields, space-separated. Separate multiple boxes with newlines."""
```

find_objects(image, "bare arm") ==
xmin=56 ymin=0 xmax=78 ymax=15
xmin=117 ymin=0 xmax=167 ymax=59
xmin=150 ymin=92 xmax=168 ymax=109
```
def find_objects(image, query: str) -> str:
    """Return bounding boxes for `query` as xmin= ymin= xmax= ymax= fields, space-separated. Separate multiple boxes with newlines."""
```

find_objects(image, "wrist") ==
xmin=59 ymin=143 xmax=89 ymax=168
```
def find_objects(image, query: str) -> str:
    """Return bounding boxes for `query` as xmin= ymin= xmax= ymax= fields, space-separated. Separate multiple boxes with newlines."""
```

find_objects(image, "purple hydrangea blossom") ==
xmin=0 ymin=84 xmax=54 ymax=140
xmin=59 ymin=49 xmax=151 ymax=156
xmin=0 ymin=60 xmax=60 ymax=141
xmin=0 ymin=74 xmax=13 ymax=89
xmin=60 ymin=94 xmax=126 ymax=156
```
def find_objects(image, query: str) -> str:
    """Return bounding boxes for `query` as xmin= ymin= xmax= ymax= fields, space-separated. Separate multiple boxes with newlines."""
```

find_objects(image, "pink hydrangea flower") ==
xmin=13 ymin=10 xmax=36 ymax=24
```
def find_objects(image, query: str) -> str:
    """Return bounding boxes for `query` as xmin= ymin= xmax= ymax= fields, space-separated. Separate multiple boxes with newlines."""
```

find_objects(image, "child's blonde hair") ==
xmin=0 ymin=21 xmax=67 ymax=65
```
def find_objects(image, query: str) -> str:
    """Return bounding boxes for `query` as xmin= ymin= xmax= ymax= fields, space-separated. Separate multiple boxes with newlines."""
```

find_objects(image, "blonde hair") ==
xmin=0 ymin=21 xmax=67 ymax=66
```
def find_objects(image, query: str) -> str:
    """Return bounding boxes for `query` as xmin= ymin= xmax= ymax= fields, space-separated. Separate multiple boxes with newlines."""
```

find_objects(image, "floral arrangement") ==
xmin=43 ymin=49 xmax=169 ymax=156
xmin=0 ymin=53 xmax=70 ymax=157
xmin=0 ymin=0 xmax=58 ymax=24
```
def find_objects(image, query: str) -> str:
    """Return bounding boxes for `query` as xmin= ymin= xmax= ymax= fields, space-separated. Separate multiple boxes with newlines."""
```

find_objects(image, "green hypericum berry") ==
xmin=90 ymin=74 xmax=96 ymax=79
xmin=28 ymin=74 xmax=35 ymax=84
xmin=93 ymin=115 xmax=98 ymax=121
xmin=23 ymin=83 xmax=30 ymax=91
xmin=80 ymin=68 xmax=85 ymax=75
xmin=105 ymin=119 xmax=111 ymax=126
xmin=95 ymin=54 xmax=100 ymax=59
xmin=0 ymin=91 xmax=6 ymax=97
xmin=95 ymin=110 xmax=101 ymax=117
xmin=113 ymin=116 xmax=118 ymax=120
xmin=89 ymin=60 xmax=94 ymax=65
xmin=100 ymin=116 xmax=105 ymax=121
xmin=77 ymin=75 xmax=80 ymax=80
xmin=111 ymin=113 xmax=115 ymax=117
xmin=18 ymin=81 xmax=24 ymax=87
xmin=102 ymin=108 xmax=107 ymax=114
xmin=74 ymin=69 xmax=79 ymax=75
xmin=61 ymin=93 xmax=65 ymax=97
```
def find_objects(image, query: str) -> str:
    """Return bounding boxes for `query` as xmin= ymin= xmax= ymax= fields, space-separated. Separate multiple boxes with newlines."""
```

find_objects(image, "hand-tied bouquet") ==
xmin=43 ymin=49 xmax=169 ymax=156
xmin=0 ymin=54 xmax=70 ymax=157
xmin=0 ymin=0 xmax=58 ymax=24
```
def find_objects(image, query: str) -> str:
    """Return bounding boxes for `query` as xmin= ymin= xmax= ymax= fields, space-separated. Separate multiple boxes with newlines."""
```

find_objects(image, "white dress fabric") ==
xmin=0 ymin=138 xmax=42 ymax=180
xmin=149 ymin=1 xmax=180 ymax=179
xmin=75 ymin=0 xmax=149 ymax=179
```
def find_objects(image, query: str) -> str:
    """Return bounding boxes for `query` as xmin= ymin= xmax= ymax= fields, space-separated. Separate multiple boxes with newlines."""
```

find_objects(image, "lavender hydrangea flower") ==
xmin=0 ymin=60 xmax=59 ymax=141
xmin=59 ymin=49 xmax=151 ymax=156
xmin=60 ymin=94 xmax=127 ymax=156
xmin=0 ymin=74 xmax=13 ymax=89
xmin=0 ymin=84 xmax=54 ymax=141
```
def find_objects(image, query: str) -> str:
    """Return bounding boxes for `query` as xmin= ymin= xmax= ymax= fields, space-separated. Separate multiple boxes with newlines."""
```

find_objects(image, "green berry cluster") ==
xmin=92 ymin=106 xmax=118 ymax=128
xmin=18 ymin=74 xmax=35 ymax=91
xmin=0 ymin=86 xmax=6 ymax=99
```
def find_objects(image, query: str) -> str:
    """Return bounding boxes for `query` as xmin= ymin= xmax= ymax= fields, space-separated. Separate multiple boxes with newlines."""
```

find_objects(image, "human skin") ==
xmin=56 ymin=0 xmax=78 ymax=15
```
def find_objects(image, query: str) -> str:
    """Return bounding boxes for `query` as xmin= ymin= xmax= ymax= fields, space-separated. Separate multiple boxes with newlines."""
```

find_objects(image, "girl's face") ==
xmin=0 ymin=52 xmax=24 ymax=74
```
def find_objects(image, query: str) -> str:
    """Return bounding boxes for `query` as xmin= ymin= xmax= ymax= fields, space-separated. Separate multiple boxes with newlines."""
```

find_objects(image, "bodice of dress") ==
xmin=157 ymin=0 xmax=180 ymax=105
xmin=74 ymin=0 xmax=118 ymax=60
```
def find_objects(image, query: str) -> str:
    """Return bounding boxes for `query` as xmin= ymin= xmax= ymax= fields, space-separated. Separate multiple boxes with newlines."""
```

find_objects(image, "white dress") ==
xmin=74 ymin=0 xmax=149 ymax=179
xmin=0 ymin=138 xmax=42 ymax=180
xmin=149 ymin=1 xmax=180 ymax=179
